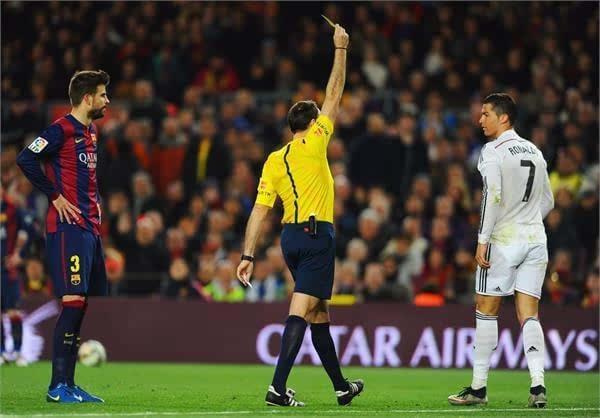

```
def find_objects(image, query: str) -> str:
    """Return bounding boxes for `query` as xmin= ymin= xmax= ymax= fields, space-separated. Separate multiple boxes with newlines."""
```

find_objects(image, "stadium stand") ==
xmin=1 ymin=2 xmax=598 ymax=307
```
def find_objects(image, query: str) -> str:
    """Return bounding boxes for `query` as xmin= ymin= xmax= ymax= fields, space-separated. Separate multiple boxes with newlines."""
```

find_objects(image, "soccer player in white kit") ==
xmin=448 ymin=93 xmax=554 ymax=408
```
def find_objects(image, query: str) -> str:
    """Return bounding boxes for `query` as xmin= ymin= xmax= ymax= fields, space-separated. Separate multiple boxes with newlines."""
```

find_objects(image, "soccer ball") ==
xmin=78 ymin=340 xmax=107 ymax=367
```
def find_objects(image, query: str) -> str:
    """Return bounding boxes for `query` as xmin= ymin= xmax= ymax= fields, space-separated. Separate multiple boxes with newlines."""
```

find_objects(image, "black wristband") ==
xmin=241 ymin=254 xmax=255 ymax=262
xmin=336 ymin=47 xmax=347 ymax=50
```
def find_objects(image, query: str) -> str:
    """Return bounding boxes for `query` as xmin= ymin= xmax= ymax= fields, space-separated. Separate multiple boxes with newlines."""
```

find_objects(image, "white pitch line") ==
xmin=3 ymin=407 xmax=599 ymax=417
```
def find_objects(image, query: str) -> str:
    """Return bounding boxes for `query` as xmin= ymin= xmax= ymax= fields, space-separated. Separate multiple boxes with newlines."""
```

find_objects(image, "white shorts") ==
xmin=475 ymin=243 xmax=548 ymax=299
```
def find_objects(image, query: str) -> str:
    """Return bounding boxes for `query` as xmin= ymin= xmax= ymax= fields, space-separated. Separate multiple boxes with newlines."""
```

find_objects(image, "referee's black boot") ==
xmin=336 ymin=379 xmax=364 ymax=406
xmin=265 ymin=385 xmax=305 ymax=407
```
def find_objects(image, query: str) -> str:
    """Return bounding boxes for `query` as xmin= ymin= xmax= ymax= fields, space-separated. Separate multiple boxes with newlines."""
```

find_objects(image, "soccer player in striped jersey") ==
xmin=448 ymin=93 xmax=554 ymax=408
xmin=0 ymin=183 xmax=34 ymax=366
xmin=17 ymin=70 xmax=110 ymax=403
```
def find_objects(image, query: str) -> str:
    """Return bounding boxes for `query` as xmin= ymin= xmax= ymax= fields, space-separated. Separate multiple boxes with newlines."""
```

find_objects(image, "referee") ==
xmin=236 ymin=24 xmax=363 ymax=407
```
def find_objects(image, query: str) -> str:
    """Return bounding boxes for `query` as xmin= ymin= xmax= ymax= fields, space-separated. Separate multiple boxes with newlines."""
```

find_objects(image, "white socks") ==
xmin=523 ymin=317 xmax=545 ymax=388
xmin=471 ymin=310 xmax=498 ymax=390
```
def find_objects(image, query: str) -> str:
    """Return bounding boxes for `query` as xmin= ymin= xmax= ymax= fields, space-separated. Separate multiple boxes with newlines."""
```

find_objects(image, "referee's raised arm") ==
xmin=320 ymin=24 xmax=349 ymax=122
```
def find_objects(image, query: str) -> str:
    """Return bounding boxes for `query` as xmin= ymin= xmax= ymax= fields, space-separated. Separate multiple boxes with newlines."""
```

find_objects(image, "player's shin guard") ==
xmin=271 ymin=315 xmax=307 ymax=394
xmin=471 ymin=310 xmax=498 ymax=390
xmin=311 ymin=322 xmax=348 ymax=392
xmin=523 ymin=317 xmax=545 ymax=388
xmin=49 ymin=300 xmax=85 ymax=389
xmin=9 ymin=314 xmax=23 ymax=353
xmin=66 ymin=301 xmax=87 ymax=386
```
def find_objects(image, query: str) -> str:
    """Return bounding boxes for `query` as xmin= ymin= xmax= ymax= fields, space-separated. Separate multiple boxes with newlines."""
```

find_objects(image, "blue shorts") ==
xmin=46 ymin=224 xmax=107 ymax=298
xmin=281 ymin=222 xmax=335 ymax=300
xmin=1 ymin=271 xmax=21 ymax=311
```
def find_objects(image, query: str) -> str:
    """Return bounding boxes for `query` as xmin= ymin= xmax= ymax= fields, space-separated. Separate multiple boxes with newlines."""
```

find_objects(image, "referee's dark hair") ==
xmin=483 ymin=93 xmax=517 ymax=125
xmin=287 ymin=100 xmax=319 ymax=133
xmin=69 ymin=70 xmax=110 ymax=106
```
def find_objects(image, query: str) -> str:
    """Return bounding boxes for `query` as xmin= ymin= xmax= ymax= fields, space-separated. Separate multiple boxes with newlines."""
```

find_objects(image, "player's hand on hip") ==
xmin=475 ymin=242 xmax=490 ymax=269
xmin=333 ymin=24 xmax=349 ymax=49
xmin=236 ymin=260 xmax=254 ymax=287
xmin=52 ymin=194 xmax=81 ymax=224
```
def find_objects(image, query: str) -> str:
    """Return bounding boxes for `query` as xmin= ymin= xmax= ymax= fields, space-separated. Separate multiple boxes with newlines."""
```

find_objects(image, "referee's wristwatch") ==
xmin=241 ymin=254 xmax=255 ymax=263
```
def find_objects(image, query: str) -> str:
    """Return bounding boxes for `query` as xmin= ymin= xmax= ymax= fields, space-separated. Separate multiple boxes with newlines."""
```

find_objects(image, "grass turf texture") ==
xmin=1 ymin=363 xmax=598 ymax=417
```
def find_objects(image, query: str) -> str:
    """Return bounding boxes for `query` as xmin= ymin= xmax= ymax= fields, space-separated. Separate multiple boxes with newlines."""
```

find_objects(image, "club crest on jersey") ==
xmin=28 ymin=137 xmax=48 ymax=153
xmin=91 ymin=133 xmax=97 ymax=143
xmin=70 ymin=274 xmax=81 ymax=285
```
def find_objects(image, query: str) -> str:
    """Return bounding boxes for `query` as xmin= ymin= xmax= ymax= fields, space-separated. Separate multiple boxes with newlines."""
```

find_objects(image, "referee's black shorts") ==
xmin=280 ymin=221 xmax=335 ymax=300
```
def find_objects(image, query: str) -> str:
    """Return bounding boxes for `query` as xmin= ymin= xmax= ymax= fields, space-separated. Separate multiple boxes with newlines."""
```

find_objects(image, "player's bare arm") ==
xmin=236 ymin=203 xmax=271 ymax=286
xmin=320 ymin=24 xmax=349 ymax=122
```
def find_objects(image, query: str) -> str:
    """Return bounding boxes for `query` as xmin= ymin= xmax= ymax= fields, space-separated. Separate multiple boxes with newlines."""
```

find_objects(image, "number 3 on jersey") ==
xmin=70 ymin=255 xmax=80 ymax=273
xmin=520 ymin=160 xmax=536 ymax=202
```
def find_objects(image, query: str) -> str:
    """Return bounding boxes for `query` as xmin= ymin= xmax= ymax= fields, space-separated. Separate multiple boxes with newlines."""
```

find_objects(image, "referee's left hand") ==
xmin=236 ymin=260 xmax=254 ymax=287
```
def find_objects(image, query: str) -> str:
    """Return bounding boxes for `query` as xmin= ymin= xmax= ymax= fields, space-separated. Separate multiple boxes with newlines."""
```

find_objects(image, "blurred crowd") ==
xmin=1 ymin=2 xmax=598 ymax=307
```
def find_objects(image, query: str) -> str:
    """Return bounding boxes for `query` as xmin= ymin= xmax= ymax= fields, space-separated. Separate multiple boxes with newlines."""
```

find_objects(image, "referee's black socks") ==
xmin=49 ymin=300 xmax=85 ymax=389
xmin=311 ymin=322 xmax=349 ymax=392
xmin=271 ymin=315 xmax=307 ymax=394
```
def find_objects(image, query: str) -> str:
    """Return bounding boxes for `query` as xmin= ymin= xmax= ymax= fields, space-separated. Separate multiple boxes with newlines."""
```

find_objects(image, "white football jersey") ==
xmin=477 ymin=129 xmax=554 ymax=245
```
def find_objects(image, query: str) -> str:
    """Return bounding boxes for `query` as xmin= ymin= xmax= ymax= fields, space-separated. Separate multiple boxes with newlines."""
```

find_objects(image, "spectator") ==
xmin=361 ymin=263 xmax=408 ymax=302
xmin=163 ymin=258 xmax=201 ymax=300
xmin=545 ymin=209 xmax=580 ymax=257
xmin=131 ymin=171 xmax=165 ymax=218
xmin=182 ymin=115 xmax=232 ymax=198
xmin=150 ymin=117 xmax=188 ymax=195
xmin=245 ymin=258 xmax=285 ymax=302
xmin=361 ymin=44 xmax=388 ymax=90
xmin=581 ymin=269 xmax=600 ymax=309
xmin=414 ymin=248 xmax=454 ymax=300
xmin=349 ymin=113 xmax=390 ymax=191
xmin=104 ymin=246 xmax=125 ymax=296
xmin=23 ymin=258 xmax=51 ymax=296
xmin=114 ymin=215 xmax=170 ymax=295
xmin=334 ymin=260 xmax=359 ymax=296
xmin=549 ymin=150 xmax=583 ymax=195
xmin=345 ymin=238 xmax=369 ymax=275
xmin=193 ymin=56 xmax=240 ymax=94
xmin=544 ymin=250 xmax=581 ymax=305
xmin=451 ymin=248 xmax=476 ymax=304
xmin=129 ymin=80 xmax=167 ymax=132
xmin=204 ymin=260 xmax=245 ymax=302
xmin=382 ymin=233 xmax=424 ymax=299
xmin=357 ymin=208 xmax=387 ymax=261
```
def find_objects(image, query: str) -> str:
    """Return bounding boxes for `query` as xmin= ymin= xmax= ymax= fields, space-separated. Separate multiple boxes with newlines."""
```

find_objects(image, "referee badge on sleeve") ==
xmin=28 ymin=137 xmax=49 ymax=153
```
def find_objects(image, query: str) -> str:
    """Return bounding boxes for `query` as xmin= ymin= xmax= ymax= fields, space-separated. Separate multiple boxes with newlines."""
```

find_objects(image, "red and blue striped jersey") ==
xmin=1 ymin=197 xmax=32 ymax=277
xmin=17 ymin=114 xmax=101 ymax=235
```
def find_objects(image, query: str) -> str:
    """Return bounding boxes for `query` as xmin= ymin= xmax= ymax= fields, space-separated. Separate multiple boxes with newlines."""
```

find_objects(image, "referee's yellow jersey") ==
xmin=255 ymin=114 xmax=334 ymax=224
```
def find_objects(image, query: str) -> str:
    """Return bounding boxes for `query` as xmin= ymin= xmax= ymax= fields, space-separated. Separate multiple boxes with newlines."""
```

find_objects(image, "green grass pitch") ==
xmin=1 ymin=362 xmax=598 ymax=416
